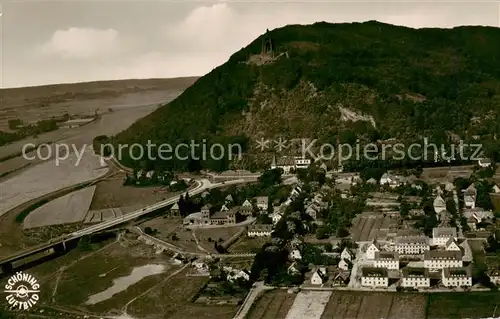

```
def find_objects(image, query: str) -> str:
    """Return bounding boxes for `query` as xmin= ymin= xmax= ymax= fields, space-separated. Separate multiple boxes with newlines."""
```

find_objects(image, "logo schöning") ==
xmin=4 ymin=271 xmax=40 ymax=310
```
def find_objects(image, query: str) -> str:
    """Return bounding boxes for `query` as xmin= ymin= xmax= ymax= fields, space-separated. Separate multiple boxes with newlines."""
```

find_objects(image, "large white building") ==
xmin=394 ymin=236 xmax=430 ymax=255
xmin=374 ymin=251 xmax=399 ymax=270
xmin=424 ymin=250 xmax=463 ymax=271
xmin=361 ymin=267 xmax=389 ymax=288
xmin=401 ymin=267 xmax=431 ymax=288
xmin=442 ymin=267 xmax=472 ymax=287
xmin=270 ymin=156 xmax=311 ymax=174
xmin=432 ymin=227 xmax=457 ymax=246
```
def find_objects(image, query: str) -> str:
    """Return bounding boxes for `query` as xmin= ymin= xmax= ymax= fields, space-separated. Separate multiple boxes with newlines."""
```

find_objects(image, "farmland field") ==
xmin=351 ymin=214 xmax=399 ymax=242
xmin=247 ymin=290 xmax=297 ymax=319
xmin=426 ymin=292 xmax=500 ymax=319
xmin=285 ymin=291 xmax=331 ymax=319
xmin=23 ymin=185 xmax=96 ymax=229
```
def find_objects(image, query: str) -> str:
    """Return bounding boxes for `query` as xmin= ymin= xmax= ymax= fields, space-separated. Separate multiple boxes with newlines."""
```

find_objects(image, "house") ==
xmin=394 ymin=236 xmax=430 ymax=255
xmin=290 ymin=249 xmax=302 ymax=260
xmin=445 ymin=238 xmax=462 ymax=252
xmin=432 ymin=227 xmax=457 ymax=246
xmin=201 ymin=190 xmax=210 ymax=198
xmin=270 ymin=211 xmax=283 ymax=225
xmin=287 ymin=262 xmax=300 ymax=275
xmin=340 ymin=248 xmax=355 ymax=262
xmin=220 ymin=204 xmax=229 ymax=211
xmin=441 ymin=267 xmax=472 ymax=287
xmin=332 ymin=271 xmax=350 ymax=286
xmin=192 ymin=261 xmax=209 ymax=272
xmin=170 ymin=203 xmax=180 ymax=216
xmin=463 ymin=184 xmax=477 ymax=209
xmin=361 ymin=267 xmax=389 ymax=287
xmin=319 ymin=163 xmax=328 ymax=172
xmin=247 ymin=224 xmax=273 ymax=237
xmin=433 ymin=196 xmax=446 ymax=214
xmin=379 ymin=172 xmax=402 ymax=188
xmin=365 ymin=240 xmax=380 ymax=260
xmin=223 ymin=266 xmax=250 ymax=282
xmin=225 ymin=194 xmax=233 ymax=204
xmin=478 ymin=158 xmax=492 ymax=168
xmin=271 ymin=156 xmax=296 ymax=174
xmin=401 ymin=267 xmax=430 ymax=288
xmin=290 ymin=236 xmax=303 ymax=249
xmin=295 ymin=157 xmax=311 ymax=169
xmin=306 ymin=203 xmax=321 ymax=220
xmin=310 ymin=268 xmax=327 ymax=285
xmin=445 ymin=182 xmax=455 ymax=192
xmin=241 ymin=199 xmax=253 ymax=215
xmin=463 ymin=208 xmax=494 ymax=227
xmin=209 ymin=208 xmax=237 ymax=226
xmin=366 ymin=178 xmax=377 ymax=185
xmin=256 ymin=196 xmax=269 ymax=211
xmin=290 ymin=186 xmax=302 ymax=199
xmin=338 ymin=259 xmax=350 ymax=271
xmin=488 ymin=267 xmax=500 ymax=285
xmin=374 ymin=251 xmax=399 ymax=270
xmin=423 ymin=250 xmax=463 ymax=271
xmin=492 ymin=184 xmax=500 ymax=194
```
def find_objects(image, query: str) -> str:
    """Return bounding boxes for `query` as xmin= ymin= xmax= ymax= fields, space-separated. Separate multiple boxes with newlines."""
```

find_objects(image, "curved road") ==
xmin=68 ymin=178 xmax=248 ymax=238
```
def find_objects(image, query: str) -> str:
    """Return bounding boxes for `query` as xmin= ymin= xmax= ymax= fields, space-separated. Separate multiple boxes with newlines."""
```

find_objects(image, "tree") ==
xmin=400 ymin=198 xmax=410 ymax=219
xmin=258 ymin=169 xmax=282 ymax=188
xmin=78 ymin=235 xmax=92 ymax=251
xmin=144 ymin=227 xmax=153 ymax=235
xmin=315 ymin=226 xmax=329 ymax=239
xmin=8 ymin=119 xmax=22 ymax=130
xmin=336 ymin=227 xmax=349 ymax=238
xmin=93 ymin=135 xmax=111 ymax=156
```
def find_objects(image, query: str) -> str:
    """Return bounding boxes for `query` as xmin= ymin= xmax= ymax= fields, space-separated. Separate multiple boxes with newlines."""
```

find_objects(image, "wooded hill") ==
xmin=114 ymin=21 xmax=500 ymax=172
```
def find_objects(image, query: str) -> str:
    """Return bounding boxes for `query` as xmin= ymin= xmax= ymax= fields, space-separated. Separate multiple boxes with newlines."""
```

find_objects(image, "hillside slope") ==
xmin=115 ymin=21 xmax=500 ymax=171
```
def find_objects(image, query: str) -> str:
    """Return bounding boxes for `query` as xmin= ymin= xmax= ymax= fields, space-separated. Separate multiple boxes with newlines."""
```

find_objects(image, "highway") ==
xmin=0 ymin=178 xmax=250 ymax=269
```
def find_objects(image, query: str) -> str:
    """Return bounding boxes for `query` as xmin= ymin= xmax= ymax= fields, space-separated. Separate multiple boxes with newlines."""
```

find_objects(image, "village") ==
xmin=151 ymin=154 xmax=500 ymax=302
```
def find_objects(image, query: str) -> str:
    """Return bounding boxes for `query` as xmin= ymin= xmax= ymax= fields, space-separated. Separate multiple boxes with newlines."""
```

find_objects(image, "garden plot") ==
xmin=0 ymin=149 xmax=108 ymax=216
xmin=23 ymin=186 xmax=96 ymax=229
xmin=285 ymin=291 xmax=331 ymax=319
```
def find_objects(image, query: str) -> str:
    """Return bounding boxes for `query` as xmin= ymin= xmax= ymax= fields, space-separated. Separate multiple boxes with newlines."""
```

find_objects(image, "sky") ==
xmin=2 ymin=0 xmax=500 ymax=88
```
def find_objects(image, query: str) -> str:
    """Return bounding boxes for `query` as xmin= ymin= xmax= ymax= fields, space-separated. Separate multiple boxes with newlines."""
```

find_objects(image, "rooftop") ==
xmin=375 ymin=251 xmax=398 ymax=260
xmin=395 ymin=235 xmax=429 ymax=245
xmin=442 ymin=267 xmax=471 ymax=278
xmin=432 ymin=227 xmax=457 ymax=238
xmin=424 ymin=250 xmax=462 ymax=260
xmin=402 ymin=267 xmax=429 ymax=278
xmin=362 ymin=267 xmax=388 ymax=278
xmin=248 ymin=224 xmax=273 ymax=232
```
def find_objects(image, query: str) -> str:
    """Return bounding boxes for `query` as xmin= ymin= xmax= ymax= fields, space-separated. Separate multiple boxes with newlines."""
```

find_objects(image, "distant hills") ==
xmin=114 ymin=21 xmax=500 ymax=172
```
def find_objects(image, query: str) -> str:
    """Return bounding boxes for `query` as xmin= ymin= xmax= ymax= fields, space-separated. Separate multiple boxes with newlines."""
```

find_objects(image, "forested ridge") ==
xmin=114 ymin=21 xmax=500 ymax=171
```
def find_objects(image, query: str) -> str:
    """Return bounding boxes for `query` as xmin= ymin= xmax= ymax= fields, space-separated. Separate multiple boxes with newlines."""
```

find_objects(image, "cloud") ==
xmin=38 ymin=27 xmax=120 ymax=59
